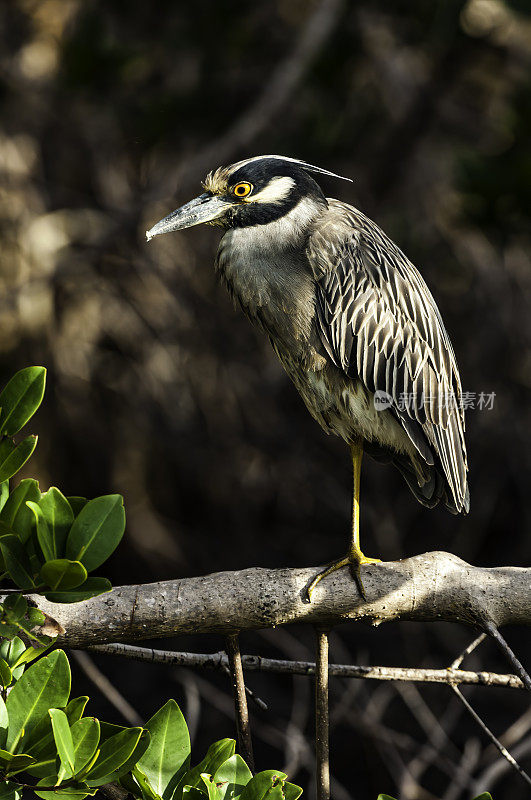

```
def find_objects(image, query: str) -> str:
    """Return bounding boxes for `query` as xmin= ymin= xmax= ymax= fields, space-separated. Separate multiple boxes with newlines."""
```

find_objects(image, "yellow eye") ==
xmin=233 ymin=182 xmax=252 ymax=198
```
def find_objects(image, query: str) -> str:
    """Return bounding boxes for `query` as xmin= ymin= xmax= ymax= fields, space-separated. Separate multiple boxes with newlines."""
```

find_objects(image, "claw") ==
xmin=349 ymin=560 xmax=367 ymax=601
xmin=305 ymin=552 xmax=381 ymax=603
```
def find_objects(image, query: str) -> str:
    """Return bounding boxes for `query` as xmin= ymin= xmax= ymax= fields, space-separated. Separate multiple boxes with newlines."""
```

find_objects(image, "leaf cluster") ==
xmin=0 ymin=368 xmax=125 ymax=608
xmin=0 ymin=650 xmax=301 ymax=800
xmin=0 ymin=367 xmax=302 ymax=798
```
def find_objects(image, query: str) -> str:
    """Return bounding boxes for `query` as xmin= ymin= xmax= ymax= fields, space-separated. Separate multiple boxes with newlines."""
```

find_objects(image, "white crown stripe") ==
xmin=229 ymin=155 xmax=353 ymax=183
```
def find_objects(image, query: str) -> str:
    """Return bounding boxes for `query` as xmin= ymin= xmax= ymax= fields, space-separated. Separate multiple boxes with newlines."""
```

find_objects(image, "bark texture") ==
xmin=28 ymin=551 xmax=531 ymax=648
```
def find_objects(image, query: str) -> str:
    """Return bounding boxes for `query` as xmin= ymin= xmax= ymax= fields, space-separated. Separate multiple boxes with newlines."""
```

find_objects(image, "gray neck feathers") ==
xmin=216 ymin=197 xmax=325 ymax=351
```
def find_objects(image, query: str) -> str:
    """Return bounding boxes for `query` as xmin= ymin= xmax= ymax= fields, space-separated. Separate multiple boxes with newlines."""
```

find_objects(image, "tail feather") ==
xmin=364 ymin=440 xmax=469 ymax=514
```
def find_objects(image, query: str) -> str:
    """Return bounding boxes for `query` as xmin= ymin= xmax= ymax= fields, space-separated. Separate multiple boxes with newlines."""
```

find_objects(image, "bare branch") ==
xmin=87 ymin=642 xmax=525 ymax=690
xmin=225 ymin=634 xmax=255 ymax=773
xmin=481 ymin=619 xmax=531 ymax=691
xmin=29 ymin=552 xmax=531 ymax=648
xmin=314 ymin=629 xmax=330 ymax=800
xmin=451 ymin=686 xmax=531 ymax=790
xmin=450 ymin=633 xmax=487 ymax=670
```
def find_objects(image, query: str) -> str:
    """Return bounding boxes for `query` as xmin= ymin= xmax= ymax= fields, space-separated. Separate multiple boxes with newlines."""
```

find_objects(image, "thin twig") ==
xmin=481 ymin=619 xmax=531 ymax=691
xmin=87 ymin=643 xmax=525 ymax=689
xmin=315 ymin=628 xmax=330 ymax=800
xmin=221 ymin=664 xmax=268 ymax=711
xmin=71 ymin=650 xmax=143 ymax=726
xmin=225 ymin=634 xmax=255 ymax=773
xmin=451 ymin=686 xmax=531 ymax=789
xmin=474 ymin=734 xmax=531 ymax=795
xmin=450 ymin=633 xmax=486 ymax=670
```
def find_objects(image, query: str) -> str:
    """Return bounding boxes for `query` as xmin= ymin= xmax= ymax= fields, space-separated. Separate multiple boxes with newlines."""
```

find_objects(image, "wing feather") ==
xmin=308 ymin=200 xmax=469 ymax=512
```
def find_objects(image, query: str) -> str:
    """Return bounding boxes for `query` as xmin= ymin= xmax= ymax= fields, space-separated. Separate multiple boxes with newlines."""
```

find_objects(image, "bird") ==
xmin=146 ymin=155 xmax=469 ymax=601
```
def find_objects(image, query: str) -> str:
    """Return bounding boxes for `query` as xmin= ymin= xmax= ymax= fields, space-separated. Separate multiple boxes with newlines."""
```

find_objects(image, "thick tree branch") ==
xmin=30 ymin=552 xmax=531 ymax=648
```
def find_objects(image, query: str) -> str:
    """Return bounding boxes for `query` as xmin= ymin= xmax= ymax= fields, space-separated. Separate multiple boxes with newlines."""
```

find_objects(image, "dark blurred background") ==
xmin=1 ymin=0 xmax=531 ymax=797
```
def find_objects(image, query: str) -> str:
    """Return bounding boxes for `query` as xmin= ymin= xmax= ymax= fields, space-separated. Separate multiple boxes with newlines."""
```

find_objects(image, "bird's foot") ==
xmin=348 ymin=550 xmax=382 ymax=601
xmin=305 ymin=551 xmax=381 ymax=603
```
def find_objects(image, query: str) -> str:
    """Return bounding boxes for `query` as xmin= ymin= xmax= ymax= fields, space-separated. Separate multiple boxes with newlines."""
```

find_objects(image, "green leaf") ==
xmin=0 ymin=367 xmax=46 ymax=436
xmin=44 ymin=576 xmax=112 ymax=603
xmin=50 ymin=708 xmax=75 ymax=780
xmin=65 ymin=697 xmax=89 ymax=726
xmin=40 ymin=560 xmax=88 ymax=591
xmin=0 ymin=748 xmax=35 ymax=773
xmin=200 ymin=775 xmax=223 ymax=800
xmin=65 ymin=495 xmax=125 ymax=571
xmin=67 ymin=498 xmax=88 ymax=517
xmin=130 ymin=766 xmax=160 ymax=800
xmin=6 ymin=650 xmax=71 ymax=752
xmin=183 ymin=740 xmax=236 ymax=792
xmin=112 ymin=728 xmax=150 ymax=781
xmin=0 ymin=695 xmax=8 ymax=749
xmin=38 ymin=489 xmax=74 ymax=560
xmin=0 ymin=659 xmax=12 ymax=689
xmin=212 ymin=755 xmax=253 ymax=800
xmin=2 ymin=593 xmax=28 ymax=622
xmin=0 ymin=637 xmax=24 ymax=663
xmin=27 ymin=501 xmax=54 ymax=562
xmin=22 ymin=712 xmax=59 ymax=776
xmin=90 ymin=729 xmax=150 ymax=790
xmin=238 ymin=771 xmax=288 ymax=800
xmin=0 ymin=748 xmax=15 ymax=766
xmin=24 ymin=735 xmax=58 ymax=778
xmin=24 ymin=692 xmax=86 ymax=772
xmin=472 ymin=795 xmax=493 ymax=800
xmin=0 ymin=637 xmax=26 ymax=676
xmin=0 ymin=482 xmax=9 ymax=513
xmin=34 ymin=790 xmax=90 ymax=800
xmin=137 ymin=699 xmax=191 ymax=800
xmin=0 ymin=624 xmax=19 ymax=640
xmin=34 ymin=775 xmax=96 ymax=800
xmin=98 ymin=721 xmax=126 ymax=741
xmin=281 ymin=783 xmax=302 ymax=800
xmin=119 ymin=773 xmax=145 ymax=800
xmin=0 ymin=437 xmax=38 ymax=483
xmin=71 ymin=717 xmax=100 ymax=774
xmin=1 ymin=479 xmax=41 ymax=543
xmin=181 ymin=788 xmax=205 ymax=800
xmin=0 ymin=533 xmax=35 ymax=590
xmin=26 ymin=607 xmax=46 ymax=628
xmin=83 ymin=727 xmax=143 ymax=783
xmin=11 ymin=644 xmax=47 ymax=671
xmin=376 ymin=796 xmax=397 ymax=800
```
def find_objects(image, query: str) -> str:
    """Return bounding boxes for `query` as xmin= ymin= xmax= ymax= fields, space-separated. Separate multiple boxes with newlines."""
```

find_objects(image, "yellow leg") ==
xmin=306 ymin=441 xmax=381 ymax=602
xmin=348 ymin=441 xmax=381 ymax=598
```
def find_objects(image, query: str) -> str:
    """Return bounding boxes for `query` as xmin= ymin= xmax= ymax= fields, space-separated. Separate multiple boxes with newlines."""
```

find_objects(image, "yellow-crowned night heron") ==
xmin=146 ymin=155 xmax=469 ymax=600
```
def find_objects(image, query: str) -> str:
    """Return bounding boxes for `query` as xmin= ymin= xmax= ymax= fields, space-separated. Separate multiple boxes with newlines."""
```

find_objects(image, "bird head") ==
xmin=146 ymin=155 xmax=352 ymax=240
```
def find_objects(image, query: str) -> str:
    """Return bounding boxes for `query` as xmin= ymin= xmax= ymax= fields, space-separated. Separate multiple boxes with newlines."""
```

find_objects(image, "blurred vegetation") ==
xmin=0 ymin=0 xmax=530 ymax=797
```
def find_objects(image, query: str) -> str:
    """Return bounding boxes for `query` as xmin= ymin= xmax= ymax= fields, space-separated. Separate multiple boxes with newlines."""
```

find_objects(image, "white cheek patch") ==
xmin=246 ymin=176 xmax=296 ymax=205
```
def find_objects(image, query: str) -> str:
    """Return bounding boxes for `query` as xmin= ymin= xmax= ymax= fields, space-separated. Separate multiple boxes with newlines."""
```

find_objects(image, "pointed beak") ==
xmin=146 ymin=193 xmax=233 ymax=241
